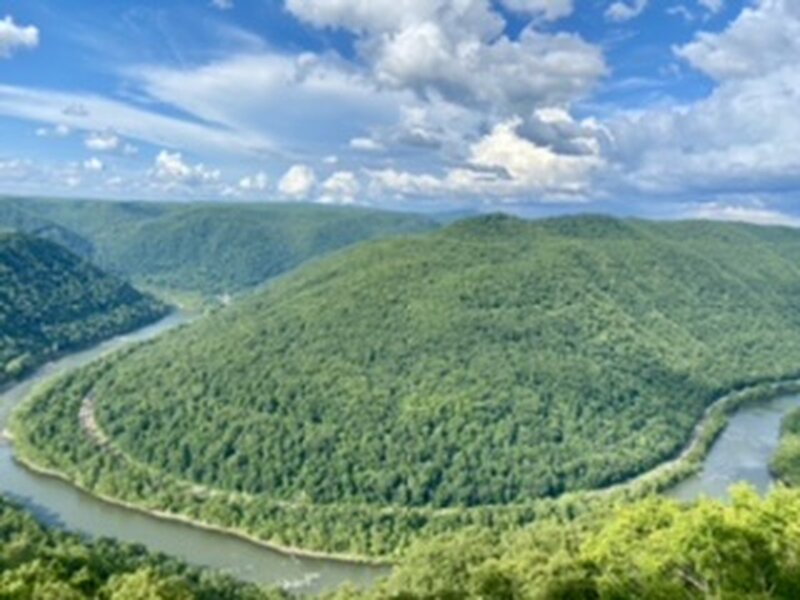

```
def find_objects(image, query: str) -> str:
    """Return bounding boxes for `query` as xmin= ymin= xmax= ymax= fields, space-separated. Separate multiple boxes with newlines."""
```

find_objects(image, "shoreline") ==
xmin=10 ymin=376 xmax=800 ymax=563
xmin=7 ymin=314 xmax=800 ymax=565
xmin=10 ymin=451 xmax=392 ymax=567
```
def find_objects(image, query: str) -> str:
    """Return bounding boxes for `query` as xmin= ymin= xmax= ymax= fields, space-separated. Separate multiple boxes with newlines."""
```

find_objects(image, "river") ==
xmin=0 ymin=313 xmax=387 ymax=595
xmin=667 ymin=394 xmax=800 ymax=501
xmin=5 ymin=315 xmax=799 ymax=593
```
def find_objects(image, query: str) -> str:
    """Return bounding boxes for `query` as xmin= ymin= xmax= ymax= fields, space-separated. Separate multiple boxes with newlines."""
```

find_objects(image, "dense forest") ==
xmin=0 ymin=496 xmax=283 ymax=599
xmin=0 ymin=233 xmax=167 ymax=387
xmin=15 ymin=215 xmax=800 ymax=557
xmin=338 ymin=486 xmax=800 ymax=599
xmin=771 ymin=407 xmax=800 ymax=486
xmin=0 ymin=197 xmax=437 ymax=298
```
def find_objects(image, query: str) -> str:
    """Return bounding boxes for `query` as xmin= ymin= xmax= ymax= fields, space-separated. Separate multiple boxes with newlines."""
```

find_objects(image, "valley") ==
xmin=12 ymin=213 xmax=800 ymax=561
xmin=3 ymin=204 xmax=800 ymax=596
xmin=5 ymin=2 xmax=800 ymax=595
xmin=0 ymin=197 xmax=437 ymax=301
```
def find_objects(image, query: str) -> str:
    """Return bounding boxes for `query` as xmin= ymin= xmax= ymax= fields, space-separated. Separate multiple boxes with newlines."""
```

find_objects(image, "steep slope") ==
xmin=0 ymin=197 xmax=438 ymax=297
xmin=0 ymin=233 xmax=167 ymax=386
xmin=15 ymin=215 xmax=800 ymax=555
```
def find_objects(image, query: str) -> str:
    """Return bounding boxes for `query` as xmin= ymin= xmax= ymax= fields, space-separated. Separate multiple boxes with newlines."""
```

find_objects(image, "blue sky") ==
xmin=1 ymin=0 xmax=799 ymax=224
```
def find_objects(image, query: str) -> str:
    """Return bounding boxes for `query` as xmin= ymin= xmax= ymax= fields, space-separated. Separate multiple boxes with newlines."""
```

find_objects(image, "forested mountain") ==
xmin=15 ymin=215 xmax=800 ymax=556
xmin=0 ymin=233 xmax=167 ymax=386
xmin=0 ymin=197 xmax=437 ymax=298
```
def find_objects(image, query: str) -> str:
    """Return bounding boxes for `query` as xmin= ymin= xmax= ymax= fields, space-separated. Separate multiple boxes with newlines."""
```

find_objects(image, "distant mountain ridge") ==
xmin=0 ymin=197 xmax=438 ymax=298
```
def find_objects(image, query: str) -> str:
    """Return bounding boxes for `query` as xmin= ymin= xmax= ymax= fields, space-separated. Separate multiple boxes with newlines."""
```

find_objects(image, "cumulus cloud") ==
xmin=0 ymin=15 xmax=39 ymax=59
xmin=239 ymin=171 xmax=269 ymax=191
xmin=286 ymin=0 xmax=605 ymax=114
xmin=605 ymin=0 xmax=800 ymax=196
xmin=499 ymin=0 xmax=573 ymax=20
xmin=469 ymin=117 xmax=603 ymax=193
xmin=152 ymin=150 xmax=221 ymax=185
xmin=677 ymin=0 xmax=800 ymax=81
xmin=321 ymin=171 xmax=361 ymax=204
xmin=605 ymin=0 xmax=649 ymax=22
xmin=36 ymin=124 xmax=71 ymax=138
xmin=83 ymin=157 xmax=104 ymax=172
xmin=368 ymin=113 xmax=603 ymax=201
xmin=211 ymin=0 xmax=234 ymax=10
xmin=350 ymin=136 xmax=384 ymax=152
xmin=278 ymin=164 xmax=317 ymax=199
xmin=85 ymin=131 xmax=120 ymax=152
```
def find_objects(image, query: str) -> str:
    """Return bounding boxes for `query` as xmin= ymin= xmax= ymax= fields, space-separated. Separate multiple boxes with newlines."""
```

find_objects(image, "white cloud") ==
xmin=321 ymin=171 xmax=360 ymax=204
xmin=469 ymin=118 xmax=602 ymax=193
xmin=667 ymin=5 xmax=696 ymax=21
xmin=368 ymin=115 xmax=603 ymax=201
xmin=498 ymin=0 xmax=573 ymax=20
xmin=211 ymin=0 xmax=234 ymax=10
xmin=278 ymin=164 xmax=317 ymax=199
xmin=85 ymin=131 xmax=120 ymax=152
xmin=0 ymin=15 xmax=39 ymax=59
xmin=131 ymin=52 xmax=404 ymax=150
xmin=676 ymin=0 xmax=800 ymax=81
xmin=239 ymin=171 xmax=269 ymax=191
xmin=286 ymin=1 xmax=605 ymax=115
xmin=688 ymin=202 xmax=800 ymax=227
xmin=152 ymin=150 xmax=221 ymax=185
xmin=0 ymin=84 xmax=273 ymax=157
xmin=349 ymin=136 xmax=384 ymax=152
xmin=698 ymin=0 xmax=724 ymax=13
xmin=603 ymin=0 xmax=800 ymax=197
xmin=35 ymin=123 xmax=71 ymax=138
xmin=605 ymin=0 xmax=649 ymax=22
xmin=83 ymin=157 xmax=104 ymax=172
xmin=372 ymin=25 xmax=605 ymax=113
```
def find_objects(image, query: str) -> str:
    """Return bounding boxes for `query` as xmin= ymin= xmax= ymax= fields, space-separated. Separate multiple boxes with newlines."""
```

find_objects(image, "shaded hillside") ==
xmin=0 ymin=197 xmax=437 ymax=297
xmin=0 ymin=233 xmax=167 ymax=386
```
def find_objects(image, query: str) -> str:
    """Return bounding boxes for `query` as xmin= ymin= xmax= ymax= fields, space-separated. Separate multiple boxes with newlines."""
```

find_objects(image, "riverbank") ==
xmin=10 ymin=450 xmax=390 ymax=567
xmin=12 ymin=371 xmax=800 ymax=564
xmin=591 ymin=378 xmax=800 ymax=499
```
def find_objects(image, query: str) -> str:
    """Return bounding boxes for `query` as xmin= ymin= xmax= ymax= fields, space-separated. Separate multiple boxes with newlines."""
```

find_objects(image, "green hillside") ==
xmin=0 ymin=197 xmax=437 ymax=298
xmin=339 ymin=486 xmax=800 ymax=600
xmin=771 ymin=407 xmax=800 ymax=486
xmin=14 ymin=215 xmax=800 ymax=556
xmin=0 ymin=233 xmax=167 ymax=386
